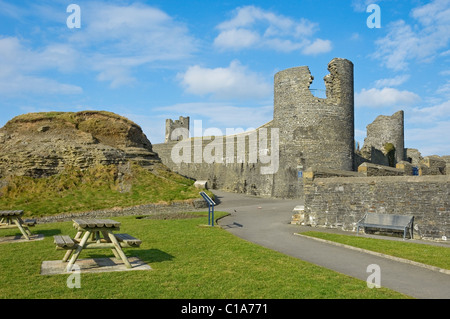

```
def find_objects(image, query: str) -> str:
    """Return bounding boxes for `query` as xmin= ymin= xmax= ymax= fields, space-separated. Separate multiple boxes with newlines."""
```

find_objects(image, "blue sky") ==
xmin=0 ymin=0 xmax=449 ymax=156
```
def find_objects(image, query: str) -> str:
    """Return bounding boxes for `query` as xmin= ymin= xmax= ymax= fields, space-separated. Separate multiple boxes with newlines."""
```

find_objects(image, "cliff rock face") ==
xmin=0 ymin=111 xmax=160 ymax=178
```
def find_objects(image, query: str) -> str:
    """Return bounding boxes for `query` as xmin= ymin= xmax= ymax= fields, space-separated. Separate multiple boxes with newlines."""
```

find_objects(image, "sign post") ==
xmin=199 ymin=192 xmax=216 ymax=226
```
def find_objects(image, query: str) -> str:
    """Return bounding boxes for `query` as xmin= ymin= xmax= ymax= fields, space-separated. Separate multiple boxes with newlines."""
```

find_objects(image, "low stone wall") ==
xmin=36 ymin=198 xmax=208 ymax=224
xmin=358 ymin=162 xmax=405 ymax=176
xmin=303 ymin=174 xmax=450 ymax=241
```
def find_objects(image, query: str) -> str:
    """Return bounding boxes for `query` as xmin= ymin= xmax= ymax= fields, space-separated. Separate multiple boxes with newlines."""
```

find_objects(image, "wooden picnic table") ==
xmin=54 ymin=218 xmax=142 ymax=271
xmin=0 ymin=210 xmax=36 ymax=240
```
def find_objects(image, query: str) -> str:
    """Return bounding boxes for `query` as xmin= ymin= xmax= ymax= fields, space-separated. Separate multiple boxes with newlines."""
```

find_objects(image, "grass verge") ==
xmin=301 ymin=231 xmax=450 ymax=270
xmin=0 ymin=213 xmax=409 ymax=299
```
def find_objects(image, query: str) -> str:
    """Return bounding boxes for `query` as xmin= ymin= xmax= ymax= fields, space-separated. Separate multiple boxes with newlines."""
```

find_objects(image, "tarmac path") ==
xmin=213 ymin=189 xmax=450 ymax=299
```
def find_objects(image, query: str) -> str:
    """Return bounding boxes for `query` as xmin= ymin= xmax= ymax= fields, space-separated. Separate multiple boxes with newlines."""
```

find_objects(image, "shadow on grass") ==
xmin=33 ymin=228 xmax=62 ymax=237
xmin=0 ymin=227 xmax=61 ymax=239
xmin=82 ymin=249 xmax=174 ymax=264
xmin=136 ymin=249 xmax=175 ymax=264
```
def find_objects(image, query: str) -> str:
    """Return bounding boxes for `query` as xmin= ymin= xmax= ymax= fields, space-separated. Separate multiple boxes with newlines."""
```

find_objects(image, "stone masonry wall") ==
xmin=360 ymin=110 xmax=405 ymax=166
xmin=272 ymin=58 xmax=355 ymax=199
xmin=165 ymin=116 xmax=190 ymax=143
xmin=303 ymin=174 xmax=450 ymax=240
xmin=153 ymin=122 xmax=277 ymax=197
xmin=154 ymin=58 xmax=355 ymax=199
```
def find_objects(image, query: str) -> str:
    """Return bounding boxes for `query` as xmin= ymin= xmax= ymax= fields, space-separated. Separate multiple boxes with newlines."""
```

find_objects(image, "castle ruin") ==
xmin=165 ymin=116 xmax=190 ymax=143
xmin=153 ymin=58 xmax=449 ymax=240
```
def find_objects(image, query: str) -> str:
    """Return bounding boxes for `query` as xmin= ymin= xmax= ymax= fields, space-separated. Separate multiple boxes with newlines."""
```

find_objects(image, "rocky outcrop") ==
xmin=0 ymin=111 xmax=161 ymax=178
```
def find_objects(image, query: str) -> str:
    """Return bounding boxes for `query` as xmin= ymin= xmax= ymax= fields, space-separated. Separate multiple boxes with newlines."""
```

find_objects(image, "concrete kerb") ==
xmin=294 ymin=232 xmax=450 ymax=275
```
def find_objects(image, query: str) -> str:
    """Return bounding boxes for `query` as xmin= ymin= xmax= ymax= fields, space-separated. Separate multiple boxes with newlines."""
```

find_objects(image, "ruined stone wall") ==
xmin=154 ymin=58 xmax=355 ymax=199
xmin=165 ymin=116 xmax=190 ymax=143
xmin=303 ymin=173 xmax=450 ymax=240
xmin=271 ymin=58 xmax=355 ymax=198
xmin=153 ymin=122 xmax=277 ymax=197
xmin=419 ymin=156 xmax=447 ymax=175
xmin=360 ymin=110 xmax=405 ymax=166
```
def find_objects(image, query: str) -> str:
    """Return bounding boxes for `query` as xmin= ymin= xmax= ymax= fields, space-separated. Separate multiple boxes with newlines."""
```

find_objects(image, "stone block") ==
xmin=194 ymin=180 xmax=208 ymax=189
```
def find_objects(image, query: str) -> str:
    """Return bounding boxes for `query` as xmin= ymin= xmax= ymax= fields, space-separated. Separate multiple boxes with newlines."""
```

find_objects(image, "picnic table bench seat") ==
xmin=23 ymin=219 xmax=37 ymax=227
xmin=357 ymin=212 xmax=414 ymax=239
xmin=115 ymin=233 xmax=142 ymax=247
xmin=54 ymin=233 xmax=142 ymax=249
xmin=54 ymin=235 xmax=77 ymax=249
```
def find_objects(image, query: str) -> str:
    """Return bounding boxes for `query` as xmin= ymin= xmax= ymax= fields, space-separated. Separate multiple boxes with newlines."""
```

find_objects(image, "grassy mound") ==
xmin=0 ymin=163 xmax=203 ymax=217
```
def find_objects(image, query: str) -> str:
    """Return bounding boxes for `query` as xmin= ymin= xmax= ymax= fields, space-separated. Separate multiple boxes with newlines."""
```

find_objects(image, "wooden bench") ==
xmin=357 ymin=213 xmax=414 ymax=239
xmin=54 ymin=235 xmax=77 ymax=249
xmin=115 ymin=233 xmax=142 ymax=247
xmin=23 ymin=219 xmax=37 ymax=227
xmin=0 ymin=210 xmax=35 ymax=240
xmin=54 ymin=233 xmax=141 ymax=249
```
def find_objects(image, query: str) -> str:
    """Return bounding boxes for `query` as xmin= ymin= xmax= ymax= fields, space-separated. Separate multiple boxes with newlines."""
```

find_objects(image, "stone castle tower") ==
xmin=165 ymin=116 xmax=190 ymax=143
xmin=153 ymin=58 xmax=389 ymax=199
xmin=272 ymin=58 xmax=355 ymax=198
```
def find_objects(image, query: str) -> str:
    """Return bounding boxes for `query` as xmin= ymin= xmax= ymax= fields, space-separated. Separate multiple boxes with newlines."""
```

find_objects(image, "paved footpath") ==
xmin=213 ymin=190 xmax=450 ymax=299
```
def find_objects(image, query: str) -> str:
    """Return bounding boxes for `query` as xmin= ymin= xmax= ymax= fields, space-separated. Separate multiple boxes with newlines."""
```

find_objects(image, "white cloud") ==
xmin=436 ymin=80 xmax=450 ymax=98
xmin=0 ymin=37 xmax=82 ymax=95
xmin=214 ymin=5 xmax=331 ymax=55
xmin=406 ymin=100 xmax=450 ymax=124
xmin=0 ymin=74 xmax=82 ymax=95
xmin=351 ymin=0 xmax=381 ymax=12
xmin=373 ymin=0 xmax=450 ymax=70
xmin=355 ymin=87 xmax=420 ymax=108
xmin=156 ymin=102 xmax=273 ymax=138
xmin=178 ymin=60 xmax=272 ymax=100
xmin=406 ymin=120 xmax=450 ymax=156
xmin=0 ymin=3 xmax=197 ymax=92
xmin=66 ymin=2 xmax=197 ymax=88
xmin=0 ymin=0 xmax=26 ymax=20
xmin=374 ymin=75 xmax=410 ymax=88
xmin=410 ymin=0 xmax=450 ymax=27
xmin=301 ymin=38 xmax=333 ymax=55
xmin=73 ymin=2 xmax=195 ymax=56
xmin=213 ymin=28 xmax=260 ymax=50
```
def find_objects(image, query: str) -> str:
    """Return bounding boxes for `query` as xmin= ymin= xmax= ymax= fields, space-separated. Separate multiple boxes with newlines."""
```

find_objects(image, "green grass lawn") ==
xmin=0 ymin=213 xmax=410 ymax=299
xmin=301 ymin=231 xmax=450 ymax=270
